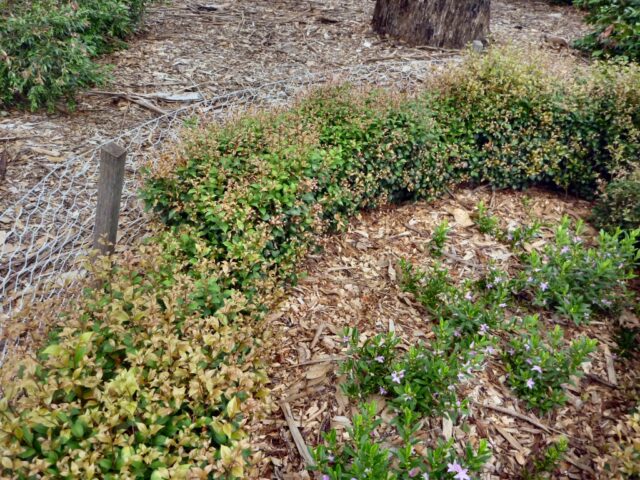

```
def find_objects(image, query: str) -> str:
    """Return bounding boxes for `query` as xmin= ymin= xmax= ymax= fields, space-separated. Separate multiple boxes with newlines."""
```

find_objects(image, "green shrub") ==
xmin=434 ymin=51 xmax=640 ymax=196
xmin=574 ymin=0 xmax=640 ymax=61
xmin=522 ymin=436 xmax=569 ymax=480
xmin=503 ymin=316 xmax=597 ymax=412
xmin=0 ymin=0 xmax=149 ymax=110
xmin=591 ymin=171 xmax=640 ymax=233
xmin=519 ymin=216 xmax=639 ymax=324
xmin=474 ymin=200 xmax=499 ymax=235
xmin=312 ymin=403 xmax=491 ymax=480
xmin=429 ymin=219 xmax=450 ymax=256
xmin=400 ymin=261 xmax=511 ymax=335
xmin=340 ymin=326 xmax=489 ymax=418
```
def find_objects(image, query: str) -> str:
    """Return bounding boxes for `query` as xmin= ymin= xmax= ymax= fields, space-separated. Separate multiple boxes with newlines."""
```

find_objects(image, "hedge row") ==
xmin=0 ymin=0 xmax=149 ymax=111
xmin=1 ymin=49 xmax=639 ymax=478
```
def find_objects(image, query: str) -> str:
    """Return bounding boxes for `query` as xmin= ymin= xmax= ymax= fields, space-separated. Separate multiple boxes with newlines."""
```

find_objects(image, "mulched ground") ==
xmin=253 ymin=187 xmax=639 ymax=479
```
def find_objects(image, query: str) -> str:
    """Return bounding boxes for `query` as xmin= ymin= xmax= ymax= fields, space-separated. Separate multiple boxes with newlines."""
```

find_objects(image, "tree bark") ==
xmin=372 ymin=0 xmax=490 ymax=49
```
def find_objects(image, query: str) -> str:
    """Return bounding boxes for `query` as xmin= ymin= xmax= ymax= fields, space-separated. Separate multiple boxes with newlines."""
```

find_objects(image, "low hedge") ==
xmin=1 ymin=49 xmax=639 ymax=478
xmin=0 ymin=0 xmax=149 ymax=111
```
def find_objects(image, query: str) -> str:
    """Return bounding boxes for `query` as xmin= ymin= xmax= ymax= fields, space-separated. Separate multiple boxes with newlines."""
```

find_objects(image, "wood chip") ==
xmin=280 ymin=402 xmax=315 ymax=467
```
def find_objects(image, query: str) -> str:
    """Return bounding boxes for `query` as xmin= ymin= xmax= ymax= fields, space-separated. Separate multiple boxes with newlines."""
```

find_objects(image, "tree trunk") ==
xmin=372 ymin=0 xmax=490 ymax=49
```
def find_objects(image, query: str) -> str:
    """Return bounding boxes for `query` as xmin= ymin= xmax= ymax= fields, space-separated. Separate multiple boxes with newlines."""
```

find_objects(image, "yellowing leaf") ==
xmin=226 ymin=396 xmax=240 ymax=418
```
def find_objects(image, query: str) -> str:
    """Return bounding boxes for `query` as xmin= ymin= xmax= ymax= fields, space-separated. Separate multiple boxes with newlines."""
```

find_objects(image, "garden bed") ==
xmin=1 ymin=48 xmax=638 ymax=479
xmin=256 ymin=188 xmax=639 ymax=479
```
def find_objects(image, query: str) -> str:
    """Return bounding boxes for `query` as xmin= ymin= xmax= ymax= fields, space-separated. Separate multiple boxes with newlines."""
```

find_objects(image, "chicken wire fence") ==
xmin=0 ymin=58 xmax=457 ymax=364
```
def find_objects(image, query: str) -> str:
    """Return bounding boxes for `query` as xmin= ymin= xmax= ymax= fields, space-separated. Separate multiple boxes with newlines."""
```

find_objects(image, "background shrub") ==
xmin=574 ymin=0 xmax=640 ymax=61
xmin=0 ymin=0 xmax=150 ymax=110
xmin=591 ymin=170 xmax=640 ymax=233
xmin=433 ymin=51 xmax=640 ymax=197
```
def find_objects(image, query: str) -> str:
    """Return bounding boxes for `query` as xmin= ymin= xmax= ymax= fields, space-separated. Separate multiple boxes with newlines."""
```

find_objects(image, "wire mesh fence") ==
xmin=0 ymin=58 xmax=457 ymax=364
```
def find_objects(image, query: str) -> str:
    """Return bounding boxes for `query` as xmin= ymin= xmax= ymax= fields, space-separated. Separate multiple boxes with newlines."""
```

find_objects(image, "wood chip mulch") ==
xmin=251 ymin=187 xmax=639 ymax=479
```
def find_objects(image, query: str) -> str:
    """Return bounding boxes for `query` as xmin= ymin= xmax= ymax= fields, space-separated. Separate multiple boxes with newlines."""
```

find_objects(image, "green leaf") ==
xmin=71 ymin=420 xmax=84 ymax=439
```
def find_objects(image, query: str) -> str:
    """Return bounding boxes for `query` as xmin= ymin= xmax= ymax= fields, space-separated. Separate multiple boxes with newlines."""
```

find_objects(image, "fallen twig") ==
xmin=280 ymin=402 xmax=315 ymax=467
xmin=586 ymin=372 xmax=616 ymax=389
xmin=476 ymin=402 xmax=551 ymax=433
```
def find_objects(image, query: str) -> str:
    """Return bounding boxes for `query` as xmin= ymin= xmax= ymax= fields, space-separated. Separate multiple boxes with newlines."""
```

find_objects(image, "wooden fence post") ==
xmin=93 ymin=142 xmax=126 ymax=255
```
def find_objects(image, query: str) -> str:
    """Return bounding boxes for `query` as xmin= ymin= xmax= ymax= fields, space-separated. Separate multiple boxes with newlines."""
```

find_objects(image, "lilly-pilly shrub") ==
xmin=0 ymin=0 xmax=150 ymax=110
xmin=0 ymin=241 xmax=269 ymax=479
xmin=313 ymin=403 xmax=491 ymax=480
xmin=519 ymin=217 xmax=639 ymax=324
xmin=503 ymin=316 xmax=597 ymax=412
xmin=434 ymin=51 xmax=640 ymax=196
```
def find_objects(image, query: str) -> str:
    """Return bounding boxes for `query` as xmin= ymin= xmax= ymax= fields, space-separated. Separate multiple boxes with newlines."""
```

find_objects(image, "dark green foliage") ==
xmin=520 ymin=217 xmax=639 ymax=324
xmin=0 ymin=0 xmax=149 ymax=110
xmin=574 ymin=0 xmax=640 ymax=61
xmin=522 ymin=437 xmax=569 ymax=479
xmin=591 ymin=173 xmax=640 ymax=233
xmin=504 ymin=316 xmax=597 ymax=412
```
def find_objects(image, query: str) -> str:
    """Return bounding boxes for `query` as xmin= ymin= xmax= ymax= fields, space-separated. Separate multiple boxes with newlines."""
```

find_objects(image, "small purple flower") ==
xmin=321 ymin=476 xmax=330 ymax=480
xmin=526 ymin=378 xmax=535 ymax=389
xmin=527 ymin=276 xmax=534 ymax=283
xmin=375 ymin=355 xmax=385 ymax=363
xmin=479 ymin=323 xmax=489 ymax=334
xmin=602 ymin=299 xmax=612 ymax=307
xmin=456 ymin=400 xmax=461 ymax=407
xmin=391 ymin=370 xmax=405 ymax=384
xmin=560 ymin=246 xmax=570 ymax=254
xmin=486 ymin=283 xmax=494 ymax=290
xmin=465 ymin=291 xmax=473 ymax=301
xmin=447 ymin=462 xmax=470 ymax=480
xmin=573 ymin=235 xmax=582 ymax=244
xmin=532 ymin=365 xmax=542 ymax=374
xmin=499 ymin=303 xmax=507 ymax=308
xmin=454 ymin=329 xmax=461 ymax=338
xmin=525 ymin=358 xmax=532 ymax=365
xmin=457 ymin=373 xmax=466 ymax=381
xmin=342 ymin=335 xmax=350 ymax=343
xmin=408 ymin=467 xmax=421 ymax=477
xmin=539 ymin=282 xmax=549 ymax=292
xmin=485 ymin=346 xmax=495 ymax=355
xmin=524 ymin=343 xmax=531 ymax=351
xmin=508 ymin=348 xmax=515 ymax=355
xmin=379 ymin=386 xmax=387 ymax=395
xmin=495 ymin=276 xmax=503 ymax=284
xmin=455 ymin=469 xmax=471 ymax=480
